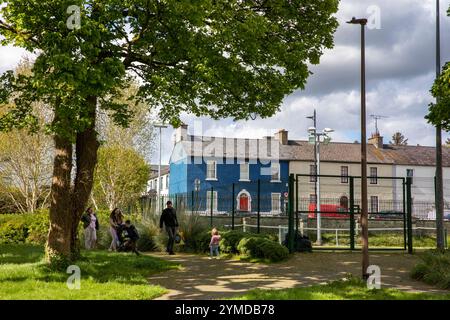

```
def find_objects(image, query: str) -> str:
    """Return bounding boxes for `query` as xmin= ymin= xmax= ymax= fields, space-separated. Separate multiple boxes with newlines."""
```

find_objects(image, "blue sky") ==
xmin=1 ymin=0 xmax=450 ymax=164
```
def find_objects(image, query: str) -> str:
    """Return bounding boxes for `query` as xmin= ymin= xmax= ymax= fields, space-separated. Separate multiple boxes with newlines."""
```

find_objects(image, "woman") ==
xmin=109 ymin=208 xmax=123 ymax=251
xmin=81 ymin=207 xmax=99 ymax=250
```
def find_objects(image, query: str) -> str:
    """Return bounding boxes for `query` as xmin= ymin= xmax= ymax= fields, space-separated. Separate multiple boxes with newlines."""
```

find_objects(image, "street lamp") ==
xmin=307 ymin=122 xmax=334 ymax=246
xmin=154 ymin=123 xmax=168 ymax=213
xmin=347 ymin=16 xmax=370 ymax=280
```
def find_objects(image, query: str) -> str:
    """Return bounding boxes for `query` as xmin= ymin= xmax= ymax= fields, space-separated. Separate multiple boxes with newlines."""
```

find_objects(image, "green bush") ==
xmin=135 ymin=220 xmax=159 ymax=252
xmin=0 ymin=211 xmax=49 ymax=244
xmin=219 ymin=230 xmax=248 ymax=253
xmin=237 ymin=236 xmax=289 ymax=262
xmin=219 ymin=230 xmax=273 ymax=254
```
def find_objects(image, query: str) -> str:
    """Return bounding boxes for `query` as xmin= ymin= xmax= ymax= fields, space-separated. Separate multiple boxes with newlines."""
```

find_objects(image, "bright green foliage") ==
xmin=428 ymin=62 xmax=450 ymax=131
xmin=93 ymin=146 xmax=150 ymax=210
xmin=237 ymin=236 xmax=289 ymax=262
xmin=0 ymin=0 xmax=340 ymax=129
xmin=0 ymin=211 xmax=49 ymax=244
xmin=0 ymin=244 xmax=178 ymax=300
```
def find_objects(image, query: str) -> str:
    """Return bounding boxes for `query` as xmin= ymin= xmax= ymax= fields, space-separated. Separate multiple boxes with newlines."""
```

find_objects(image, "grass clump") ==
xmin=411 ymin=250 xmax=450 ymax=289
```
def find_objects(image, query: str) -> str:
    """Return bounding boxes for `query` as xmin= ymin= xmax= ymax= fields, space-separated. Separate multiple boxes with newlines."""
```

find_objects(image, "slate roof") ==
xmin=173 ymin=135 xmax=450 ymax=167
xmin=149 ymin=165 xmax=169 ymax=179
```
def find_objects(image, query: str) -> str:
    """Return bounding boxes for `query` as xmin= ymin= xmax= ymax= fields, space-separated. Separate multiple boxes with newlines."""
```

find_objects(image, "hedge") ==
xmin=237 ymin=236 xmax=289 ymax=262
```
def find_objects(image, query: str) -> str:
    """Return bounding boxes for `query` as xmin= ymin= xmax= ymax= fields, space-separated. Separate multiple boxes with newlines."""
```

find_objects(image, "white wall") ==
xmin=394 ymin=165 xmax=450 ymax=203
xmin=147 ymin=174 xmax=170 ymax=196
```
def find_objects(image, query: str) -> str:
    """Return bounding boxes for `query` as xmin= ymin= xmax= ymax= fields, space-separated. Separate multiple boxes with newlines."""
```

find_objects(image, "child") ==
xmin=118 ymin=220 xmax=140 ymax=256
xmin=209 ymin=228 xmax=221 ymax=259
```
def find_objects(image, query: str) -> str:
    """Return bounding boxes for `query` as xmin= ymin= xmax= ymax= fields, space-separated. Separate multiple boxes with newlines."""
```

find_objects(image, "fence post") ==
xmin=210 ymin=186 xmax=214 ymax=227
xmin=295 ymin=177 xmax=299 ymax=235
xmin=349 ymin=177 xmax=355 ymax=250
xmin=232 ymin=183 xmax=235 ymax=230
xmin=406 ymin=177 xmax=413 ymax=254
xmin=191 ymin=190 xmax=194 ymax=214
xmin=402 ymin=178 xmax=407 ymax=250
xmin=257 ymin=179 xmax=261 ymax=234
xmin=243 ymin=218 xmax=247 ymax=232
xmin=288 ymin=174 xmax=295 ymax=253
xmin=278 ymin=225 xmax=283 ymax=245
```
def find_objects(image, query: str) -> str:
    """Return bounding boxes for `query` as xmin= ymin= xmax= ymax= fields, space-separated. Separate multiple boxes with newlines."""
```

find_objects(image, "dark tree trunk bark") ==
xmin=46 ymin=96 xmax=100 ymax=265
xmin=70 ymin=96 xmax=100 ymax=256
xmin=46 ymin=132 xmax=74 ymax=265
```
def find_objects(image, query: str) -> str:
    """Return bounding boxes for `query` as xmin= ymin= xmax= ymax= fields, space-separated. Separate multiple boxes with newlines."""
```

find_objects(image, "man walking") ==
xmin=160 ymin=201 xmax=179 ymax=255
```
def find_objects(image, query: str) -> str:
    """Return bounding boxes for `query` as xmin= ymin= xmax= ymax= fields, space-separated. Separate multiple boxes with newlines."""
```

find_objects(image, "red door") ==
xmin=239 ymin=194 xmax=249 ymax=211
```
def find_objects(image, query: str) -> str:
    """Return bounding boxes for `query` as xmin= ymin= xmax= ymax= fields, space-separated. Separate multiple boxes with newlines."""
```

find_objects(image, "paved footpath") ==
xmin=147 ymin=252 xmax=447 ymax=300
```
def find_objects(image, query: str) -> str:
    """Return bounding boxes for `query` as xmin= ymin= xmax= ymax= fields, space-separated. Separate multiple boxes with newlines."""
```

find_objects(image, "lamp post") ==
xmin=435 ymin=0 xmax=445 ymax=251
xmin=154 ymin=124 xmax=168 ymax=213
xmin=307 ymin=125 xmax=334 ymax=245
xmin=347 ymin=17 xmax=369 ymax=279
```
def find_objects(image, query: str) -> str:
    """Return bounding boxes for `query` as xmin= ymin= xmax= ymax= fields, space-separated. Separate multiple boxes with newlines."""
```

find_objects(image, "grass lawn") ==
xmin=0 ymin=244 xmax=179 ymax=300
xmin=232 ymin=277 xmax=450 ymax=300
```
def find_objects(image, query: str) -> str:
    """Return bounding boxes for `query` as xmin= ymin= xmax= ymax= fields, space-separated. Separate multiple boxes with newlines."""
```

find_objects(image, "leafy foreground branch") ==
xmin=0 ymin=244 xmax=178 ymax=300
xmin=231 ymin=277 xmax=450 ymax=300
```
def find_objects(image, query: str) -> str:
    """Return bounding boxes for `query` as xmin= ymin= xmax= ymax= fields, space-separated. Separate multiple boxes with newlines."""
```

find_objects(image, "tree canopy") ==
xmin=0 ymin=0 xmax=340 ymax=131
xmin=428 ymin=63 xmax=450 ymax=131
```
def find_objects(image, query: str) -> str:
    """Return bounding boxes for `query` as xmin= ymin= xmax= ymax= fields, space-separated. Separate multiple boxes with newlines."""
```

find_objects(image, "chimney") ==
xmin=368 ymin=133 xmax=383 ymax=149
xmin=175 ymin=123 xmax=188 ymax=142
xmin=274 ymin=129 xmax=288 ymax=145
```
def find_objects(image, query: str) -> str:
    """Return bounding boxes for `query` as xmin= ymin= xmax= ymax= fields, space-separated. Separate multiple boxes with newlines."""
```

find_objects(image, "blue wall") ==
xmin=169 ymin=156 xmax=289 ymax=213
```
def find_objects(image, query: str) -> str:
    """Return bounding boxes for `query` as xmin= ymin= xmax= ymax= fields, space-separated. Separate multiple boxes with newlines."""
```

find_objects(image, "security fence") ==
xmin=135 ymin=175 xmax=449 ymax=252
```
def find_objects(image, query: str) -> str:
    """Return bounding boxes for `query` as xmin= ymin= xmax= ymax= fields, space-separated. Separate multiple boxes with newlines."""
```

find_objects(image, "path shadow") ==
xmin=147 ymin=252 xmax=447 ymax=300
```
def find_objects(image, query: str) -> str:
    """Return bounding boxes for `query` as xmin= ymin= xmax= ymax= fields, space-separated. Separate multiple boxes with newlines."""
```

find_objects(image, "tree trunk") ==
xmin=70 ymin=96 xmax=100 ymax=256
xmin=46 ymin=133 xmax=73 ymax=266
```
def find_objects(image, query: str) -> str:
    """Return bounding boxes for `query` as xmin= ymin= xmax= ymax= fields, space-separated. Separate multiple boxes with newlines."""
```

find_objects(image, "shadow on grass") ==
xmin=0 ymin=244 xmax=179 ymax=288
xmin=0 ymin=244 xmax=44 ymax=264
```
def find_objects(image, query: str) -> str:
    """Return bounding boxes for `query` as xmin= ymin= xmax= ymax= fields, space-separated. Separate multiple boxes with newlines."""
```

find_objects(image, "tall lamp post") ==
xmin=307 ymin=125 xmax=334 ymax=245
xmin=347 ymin=17 xmax=370 ymax=279
xmin=154 ymin=124 xmax=168 ymax=213
xmin=435 ymin=0 xmax=445 ymax=251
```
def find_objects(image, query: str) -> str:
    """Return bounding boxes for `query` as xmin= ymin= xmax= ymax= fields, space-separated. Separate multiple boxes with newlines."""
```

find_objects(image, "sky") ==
xmin=1 ymin=0 xmax=450 ymax=165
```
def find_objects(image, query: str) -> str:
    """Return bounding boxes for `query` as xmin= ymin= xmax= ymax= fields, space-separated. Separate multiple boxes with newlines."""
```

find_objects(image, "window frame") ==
xmin=206 ymin=160 xmax=218 ymax=180
xmin=370 ymin=195 xmax=379 ymax=213
xmin=270 ymin=162 xmax=281 ymax=182
xmin=206 ymin=190 xmax=218 ymax=212
xmin=239 ymin=162 xmax=250 ymax=181
xmin=369 ymin=167 xmax=378 ymax=185
xmin=340 ymin=166 xmax=349 ymax=184
xmin=271 ymin=193 xmax=281 ymax=214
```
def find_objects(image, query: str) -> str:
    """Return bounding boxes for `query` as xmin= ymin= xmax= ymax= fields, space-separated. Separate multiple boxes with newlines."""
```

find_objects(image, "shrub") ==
xmin=237 ymin=236 xmax=289 ymax=262
xmin=0 ymin=211 xmax=49 ymax=244
xmin=176 ymin=213 xmax=210 ymax=253
xmin=220 ymin=230 xmax=248 ymax=253
xmin=220 ymin=230 xmax=273 ymax=254
xmin=411 ymin=250 xmax=450 ymax=289
xmin=135 ymin=220 xmax=159 ymax=252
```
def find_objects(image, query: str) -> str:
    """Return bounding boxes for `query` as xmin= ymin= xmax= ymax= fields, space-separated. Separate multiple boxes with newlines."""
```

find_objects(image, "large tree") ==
xmin=0 ymin=0 xmax=339 ymax=265
xmin=389 ymin=132 xmax=408 ymax=146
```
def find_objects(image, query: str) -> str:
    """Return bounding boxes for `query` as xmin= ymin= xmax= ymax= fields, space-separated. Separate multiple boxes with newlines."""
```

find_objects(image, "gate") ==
xmin=286 ymin=174 xmax=413 ymax=253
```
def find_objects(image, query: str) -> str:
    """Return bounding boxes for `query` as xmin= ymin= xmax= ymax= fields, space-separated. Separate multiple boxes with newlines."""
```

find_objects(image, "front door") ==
xmin=239 ymin=194 xmax=249 ymax=211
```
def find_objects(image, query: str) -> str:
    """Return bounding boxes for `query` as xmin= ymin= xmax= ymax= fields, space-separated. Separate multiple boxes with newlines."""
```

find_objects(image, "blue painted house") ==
xmin=169 ymin=125 xmax=290 ymax=215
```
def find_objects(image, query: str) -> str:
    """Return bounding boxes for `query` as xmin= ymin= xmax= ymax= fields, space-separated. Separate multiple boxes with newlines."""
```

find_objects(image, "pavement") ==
xmin=146 ymin=251 xmax=448 ymax=300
